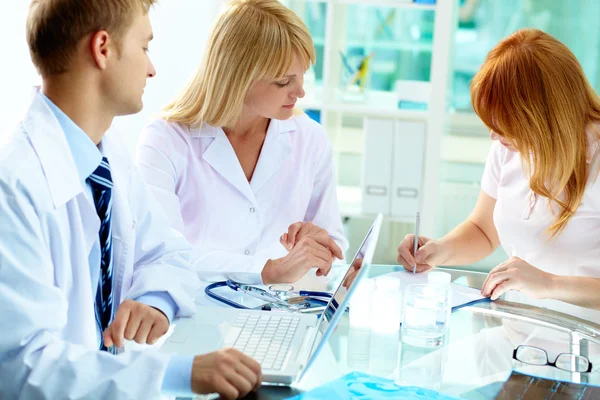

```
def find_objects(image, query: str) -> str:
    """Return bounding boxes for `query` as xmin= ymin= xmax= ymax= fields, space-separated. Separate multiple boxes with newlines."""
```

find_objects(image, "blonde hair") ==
xmin=27 ymin=0 xmax=156 ymax=76
xmin=161 ymin=0 xmax=315 ymax=128
xmin=471 ymin=28 xmax=600 ymax=238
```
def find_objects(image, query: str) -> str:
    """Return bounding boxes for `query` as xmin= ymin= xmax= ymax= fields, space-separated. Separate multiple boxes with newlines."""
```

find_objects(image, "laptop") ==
xmin=161 ymin=213 xmax=382 ymax=385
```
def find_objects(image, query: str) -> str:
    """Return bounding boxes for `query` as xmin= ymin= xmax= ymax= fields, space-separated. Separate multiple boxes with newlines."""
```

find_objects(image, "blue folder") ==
xmin=287 ymin=371 xmax=459 ymax=400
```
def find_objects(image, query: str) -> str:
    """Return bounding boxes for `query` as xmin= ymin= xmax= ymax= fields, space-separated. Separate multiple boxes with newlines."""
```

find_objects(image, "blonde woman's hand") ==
xmin=262 ymin=236 xmax=334 ymax=284
xmin=397 ymin=234 xmax=449 ymax=273
xmin=280 ymin=222 xmax=343 ymax=261
xmin=481 ymin=257 xmax=556 ymax=300
xmin=342 ymin=258 xmax=363 ymax=289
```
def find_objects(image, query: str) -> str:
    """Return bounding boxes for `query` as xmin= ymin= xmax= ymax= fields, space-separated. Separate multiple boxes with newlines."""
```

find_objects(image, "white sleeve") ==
xmin=126 ymin=165 xmax=200 ymax=317
xmin=192 ymin=250 xmax=271 ymax=285
xmin=0 ymin=187 xmax=171 ymax=400
xmin=304 ymin=129 xmax=349 ymax=256
xmin=136 ymin=121 xmax=186 ymax=233
xmin=481 ymin=140 xmax=506 ymax=199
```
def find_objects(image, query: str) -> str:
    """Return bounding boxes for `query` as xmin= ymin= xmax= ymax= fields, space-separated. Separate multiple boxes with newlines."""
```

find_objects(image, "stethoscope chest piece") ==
xmin=268 ymin=284 xmax=295 ymax=300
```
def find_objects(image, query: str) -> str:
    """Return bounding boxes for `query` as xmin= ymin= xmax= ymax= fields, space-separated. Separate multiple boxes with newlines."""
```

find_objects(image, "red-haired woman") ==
xmin=397 ymin=28 xmax=600 ymax=322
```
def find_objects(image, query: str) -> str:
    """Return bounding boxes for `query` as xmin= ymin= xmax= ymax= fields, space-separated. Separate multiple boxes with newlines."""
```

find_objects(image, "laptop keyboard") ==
xmin=222 ymin=312 xmax=300 ymax=371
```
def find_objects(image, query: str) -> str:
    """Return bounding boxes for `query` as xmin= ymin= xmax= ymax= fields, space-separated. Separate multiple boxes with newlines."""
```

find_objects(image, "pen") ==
xmin=413 ymin=212 xmax=420 ymax=274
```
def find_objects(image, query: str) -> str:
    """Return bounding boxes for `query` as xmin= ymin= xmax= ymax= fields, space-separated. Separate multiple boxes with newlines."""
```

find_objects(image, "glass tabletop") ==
xmin=290 ymin=265 xmax=600 ymax=399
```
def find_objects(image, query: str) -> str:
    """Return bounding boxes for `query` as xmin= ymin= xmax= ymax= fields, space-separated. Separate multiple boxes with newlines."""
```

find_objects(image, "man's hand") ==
xmin=103 ymin=299 xmax=169 ymax=347
xmin=192 ymin=348 xmax=262 ymax=400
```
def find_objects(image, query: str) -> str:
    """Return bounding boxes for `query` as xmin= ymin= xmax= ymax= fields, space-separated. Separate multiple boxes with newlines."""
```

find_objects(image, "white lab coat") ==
xmin=0 ymin=90 xmax=199 ymax=399
xmin=137 ymin=115 xmax=349 ymax=284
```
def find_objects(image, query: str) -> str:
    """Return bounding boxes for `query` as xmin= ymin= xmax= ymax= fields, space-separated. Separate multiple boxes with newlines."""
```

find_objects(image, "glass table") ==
xmin=247 ymin=265 xmax=600 ymax=399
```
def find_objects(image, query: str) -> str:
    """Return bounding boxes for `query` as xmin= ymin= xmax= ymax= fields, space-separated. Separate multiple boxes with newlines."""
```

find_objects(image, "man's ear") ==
xmin=89 ymin=30 xmax=112 ymax=70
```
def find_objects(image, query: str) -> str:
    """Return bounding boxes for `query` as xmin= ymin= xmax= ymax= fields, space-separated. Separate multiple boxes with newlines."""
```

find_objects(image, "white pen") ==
xmin=412 ymin=212 xmax=420 ymax=274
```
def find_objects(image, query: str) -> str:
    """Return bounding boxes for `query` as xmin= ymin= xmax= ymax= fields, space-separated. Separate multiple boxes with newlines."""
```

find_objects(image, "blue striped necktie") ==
xmin=87 ymin=157 xmax=114 ymax=351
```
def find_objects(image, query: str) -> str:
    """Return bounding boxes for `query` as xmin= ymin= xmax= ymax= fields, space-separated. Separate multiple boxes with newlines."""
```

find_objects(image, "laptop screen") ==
xmin=317 ymin=223 xmax=375 ymax=332
xmin=302 ymin=213 xmax=382 ymax=373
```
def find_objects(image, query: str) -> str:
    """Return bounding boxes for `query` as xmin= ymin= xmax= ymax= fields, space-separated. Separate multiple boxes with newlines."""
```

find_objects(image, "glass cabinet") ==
xmin=284 ymin=0 xmax=448 ymax=263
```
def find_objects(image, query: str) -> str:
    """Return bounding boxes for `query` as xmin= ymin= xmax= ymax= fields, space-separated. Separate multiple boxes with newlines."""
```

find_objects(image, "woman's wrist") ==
xmin=261 ymin=258 xmax=280 ymax=284
xmin=543 ymin=272 xmax=560 ymax=300
xmin=435 ymin=238 xmax=454 ymax=266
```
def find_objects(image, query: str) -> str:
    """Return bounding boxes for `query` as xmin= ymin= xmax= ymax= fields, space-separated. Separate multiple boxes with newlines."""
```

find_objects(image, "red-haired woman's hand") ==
xmin=397 ymin=234 xmax=449 ymax=273
xmin=481 ymin=257 xmax=555 ymax=300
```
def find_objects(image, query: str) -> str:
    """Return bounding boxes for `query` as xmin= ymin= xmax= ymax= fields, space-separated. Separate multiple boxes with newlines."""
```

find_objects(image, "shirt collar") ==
xmin=40 ymin=92 xmax=102 ymax=182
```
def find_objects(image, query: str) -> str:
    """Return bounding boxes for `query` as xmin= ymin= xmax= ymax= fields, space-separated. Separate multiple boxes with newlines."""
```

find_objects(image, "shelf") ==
xmin=288 ymin=0 xmax=436 ymax=11
xmin=333 ymin=0 xmax=436 ymax=10
xmin=288 ymin=0 xmax=436 ymax=10
xmin=321 ymin=103 xmax=427 ymax=119
xmin=440 ymin=134 xmax=490 ymax=164
xmin=298 ymin=87 xmax=429 ymax=119
xmin=448 ymin=111 xmax=488 ymax=136
xmin=313 ymin=37 xmax=433 ymax=52
xmin=345 ymin=39 xmax=433 ymax=52
xmin=337 ymin=186 xmax=416 ymax=223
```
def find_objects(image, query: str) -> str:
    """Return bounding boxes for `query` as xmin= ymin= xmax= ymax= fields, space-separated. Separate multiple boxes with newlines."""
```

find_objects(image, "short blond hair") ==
xmin=27 ymin=0 xmax=156 ymax=76
xmin=161 ymin=0 xmax=316 ymax=128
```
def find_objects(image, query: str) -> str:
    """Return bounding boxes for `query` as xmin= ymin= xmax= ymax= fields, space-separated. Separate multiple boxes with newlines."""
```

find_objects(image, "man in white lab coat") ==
xmin=0 ymin=0 xmax=261 ymax=399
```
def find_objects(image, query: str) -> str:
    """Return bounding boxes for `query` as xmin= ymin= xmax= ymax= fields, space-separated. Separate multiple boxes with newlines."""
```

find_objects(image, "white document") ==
xmin=385 ymin=270 xmax=488 ymax=310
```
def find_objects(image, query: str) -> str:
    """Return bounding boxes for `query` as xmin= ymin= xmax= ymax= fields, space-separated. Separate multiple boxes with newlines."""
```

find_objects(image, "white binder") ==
xmin=361 ymin=118 xmax=425 ymax=218
xmin=362 ymin=118 xmax=394 ymax=215
xmin=391 ymin=120 xmax=425 ymax=218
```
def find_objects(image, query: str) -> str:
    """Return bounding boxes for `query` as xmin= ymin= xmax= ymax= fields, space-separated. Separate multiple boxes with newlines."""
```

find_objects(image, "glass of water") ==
xmin=401 ymin=284 xmax=450 ymax=348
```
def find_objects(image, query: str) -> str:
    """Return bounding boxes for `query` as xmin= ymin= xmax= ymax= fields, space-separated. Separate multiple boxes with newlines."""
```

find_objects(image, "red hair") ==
xmin=471 ymin=29 xmax=600 ymax=238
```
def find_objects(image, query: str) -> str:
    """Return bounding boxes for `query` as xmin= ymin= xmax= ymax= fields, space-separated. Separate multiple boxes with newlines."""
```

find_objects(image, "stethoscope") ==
xmin=205 ymin=280 xmax=335 ymax=313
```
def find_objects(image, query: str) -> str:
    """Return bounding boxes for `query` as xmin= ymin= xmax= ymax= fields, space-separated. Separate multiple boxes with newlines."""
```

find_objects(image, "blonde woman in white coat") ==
xmin=137 ymin=0 xmax=348 ymax=285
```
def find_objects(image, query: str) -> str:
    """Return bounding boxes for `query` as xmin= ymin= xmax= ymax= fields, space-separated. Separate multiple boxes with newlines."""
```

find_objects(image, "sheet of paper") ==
xmin=385 ymin=270 xmax=488 ymax=311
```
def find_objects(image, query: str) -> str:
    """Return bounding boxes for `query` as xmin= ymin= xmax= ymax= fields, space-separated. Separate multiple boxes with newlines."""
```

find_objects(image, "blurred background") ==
xmin=2 ymin=0 xmax=599 ymax=270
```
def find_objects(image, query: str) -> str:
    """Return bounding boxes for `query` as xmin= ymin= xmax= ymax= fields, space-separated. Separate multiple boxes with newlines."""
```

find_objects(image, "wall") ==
xmin=0 ymin=0 xmax=219 ymax=155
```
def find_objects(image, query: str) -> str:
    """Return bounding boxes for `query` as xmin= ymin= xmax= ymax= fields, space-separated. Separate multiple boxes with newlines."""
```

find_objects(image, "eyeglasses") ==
xmin=513 ymin=345 xmax=593 ymax=373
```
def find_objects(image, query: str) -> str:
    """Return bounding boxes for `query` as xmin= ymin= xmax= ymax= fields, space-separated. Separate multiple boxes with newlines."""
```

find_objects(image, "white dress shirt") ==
xmin=137 ymin=114 xmax=348 ymax=284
